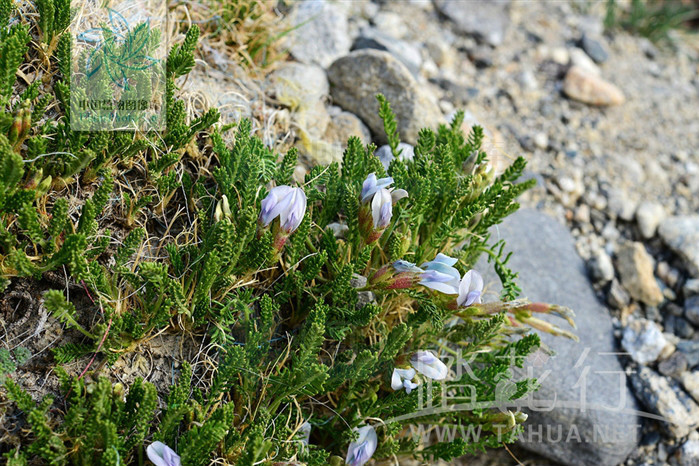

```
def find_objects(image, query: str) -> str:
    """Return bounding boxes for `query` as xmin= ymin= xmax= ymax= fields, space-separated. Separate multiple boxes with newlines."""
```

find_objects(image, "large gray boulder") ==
xmin=327 ymin=50 xmax=442 ymax=145
xmin=477 ymin=209 xmax=640 ymax=466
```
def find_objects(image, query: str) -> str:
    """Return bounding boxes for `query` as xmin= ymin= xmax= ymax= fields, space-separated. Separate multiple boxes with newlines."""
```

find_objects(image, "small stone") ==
xmin=606 ymin=188 xmax=637 ymax=221
xmin=375 ymin=143 xmax=415 ymax=170
xmin=286 ymin=0 xmax=351 ymax=68
xmin=533 ymin=132 xmax=548 ymax=150
xmin=372 ymin=11 xmax=408 ymax=38
xmin=570 ymin=47 xmax=601 ymax=76
xmin=685 ymin=278 xmax=699 ymax=297
xmin=574 ymin=204 xmax=590 ymax=224
xmin=658 ymin=351 xmax=688 ymax=377
xmin=324 ymin=106 xmax=371 ymax=146
xmin=666 ymin=302 xmax=685 ymax=316
xmin=659 ymin=216 xmax=699 ymax=277
xmin=350 ymin=273 xmax=367 ymax=289
xmin=563 ymin=66 xmax=625 ymax=106
xmin=684 ymin=296 xmax=699 ymax=326
xmin=608 ymin=279 xmax=631 ymax=309
xmin=580 ymin=34 xmax=609 ymax=63
xmin=616 ymin=242 xmax=664 ymax=307
xmin=326 ymin=222 xmax=348 ymax=239
xmin=681 ymin=371 xmax=699 ymax=403
xmin=433 ymin=0 xmax=511 ymax=47
xmin=621 ymin=318 xmax=668 ymax=365
xmin=357 ymin=291 xmax=377 ymax=308
xmin=675 ymin=317 xmax=695 ymax=339
xmin=517 ymin=68 xmax=538 ymax=91
xmin=656 ymin=261 xmax=680 ymax=288
xmin=425 ymin=37 xmax=455 ymax=68
xmin=629 ymin=366 xmax=699 ymax=438
xmin=589 ymin=249 xmax=614 ymax=283
xmin=676 ymin=432 xmax=699 ymax=466
xmin=468 ymin=45 xmax=494 ymax=68
xmin=635 ymin=201 xmax=666 ymax=239
xmin=677 ymin=340 xmax=699 ymax=368
xmin=550 ymin=47 xmax=570 ymax=65
xmin=327 ymin=50 xmax=442 ymax=145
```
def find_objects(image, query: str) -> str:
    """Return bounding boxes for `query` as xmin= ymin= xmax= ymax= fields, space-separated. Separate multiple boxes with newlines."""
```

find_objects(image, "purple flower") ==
xmin=361 ymin=173 xmax=394 ymax=203
xmin=457 ymin=270 xmax=484 ymax=307
xmin=346 ymin=425 xmax=378 ymax=466
xmin=359 ymin=173 xmax=408 ymax=241
xmin=259 ymin=185 xmax=307 ymax=233
xmin=411 ymin=350 xmax=449 ymax=380
xmin=419 ymin=253 xmax=460 ymax=294
xmin=391 ymin=368 xmax=418 ymax=393
xmin=146 ymin=441 xmax=180 ymax=466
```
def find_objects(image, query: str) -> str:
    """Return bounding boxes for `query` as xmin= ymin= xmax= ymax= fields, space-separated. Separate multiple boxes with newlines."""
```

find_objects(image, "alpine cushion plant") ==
xmin=0 ymin=0 xmax=578 ymax=460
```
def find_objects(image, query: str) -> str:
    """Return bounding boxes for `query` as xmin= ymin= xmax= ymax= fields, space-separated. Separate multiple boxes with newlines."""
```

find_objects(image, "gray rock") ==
xmin=676 ymin=434 xmax=699 ymax=466
xmin=434 ymin=0 xmax=511 ymax=47
xmin=635 ymin=201 xmax=665 ymax=239
xmin=621 ymin=319 xmax=668 ymax=365
xmin=677 ymin=340 xmax=699 ymax=369
xmin=327 ymin=50 xmax=442 ymax=145
xmin=324 ymin=106 xmax=371 ymax=146
xmin=476 ymin=209 xmax=639 ymax=466
xmin=685 ymin=278 xmax=699 ymax=297
xmin=615 ymin=242 xmax=664 ymax=307
xmin=675 ymin=317 xmax=696 ymax=339
xmin=375 ymin=143 xmax=415 ymax=170
xmin=570 ymin=48 xmax=601 ymax=76
xmin=286 ymin=0 xmax=351 ymax=68
xmin=350 ymin=273 xmax=367 ymax=289
xmin=606 ymin=188 xmax=637 ymax=221
xmin=685 ymin=296 xmax=699 ymax=326
xmin=658 ymin=216 xmax=699 ymax=277
xmin=658 ymin=351 xmax=688 ymax=377
xmin=580 ymin=34 xmax=609 ymax=63
xmin=352 ymin=28 xmax=423 ymax=76
xmin=588 ymin=250 xmax=614 ymax=283
xmin=607 ymin=279 xmax=631 ymax=310
xmin=629 ymin=366 xmax=699 ymax=438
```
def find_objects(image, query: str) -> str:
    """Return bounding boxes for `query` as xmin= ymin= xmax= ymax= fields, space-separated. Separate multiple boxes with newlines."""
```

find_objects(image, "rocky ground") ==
xmin=160 ymin=0 xmax=699 ymax=464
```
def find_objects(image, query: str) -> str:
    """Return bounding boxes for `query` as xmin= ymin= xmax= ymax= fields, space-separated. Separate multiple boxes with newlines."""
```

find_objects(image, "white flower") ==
xmin=146 ymin=441 xmax=180 ymax=466
xmin=419 ymin=253 xmax=460 ymax=294
xmin=346 ymin=425 xmax=378 ymax=466
xmin=259 ymin=185 xmax=307 ymax=233
xmin=410 ymin=350 xmax=449 ymax=381
xmin=391 ymin=367 xmax=418 ymax=394
xmin=360 ymin=173 xmax=408 ymax=230
xmin=457 ymin=270 xmax=484 ymax=307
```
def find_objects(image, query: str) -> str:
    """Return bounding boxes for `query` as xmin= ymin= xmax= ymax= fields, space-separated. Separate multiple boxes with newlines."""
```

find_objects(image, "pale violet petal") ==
xmin=470 ymin=270 xmax=484 ymax=293
xmin=391 ymin=369 xmax=403 ymax=390
xmin=391 ymin=188 xmax=409 ymax=204
xmin=346 ymin=426 xmax=377 ymax=466
xmin=361 ymin=173 xmax=377 ymax=203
